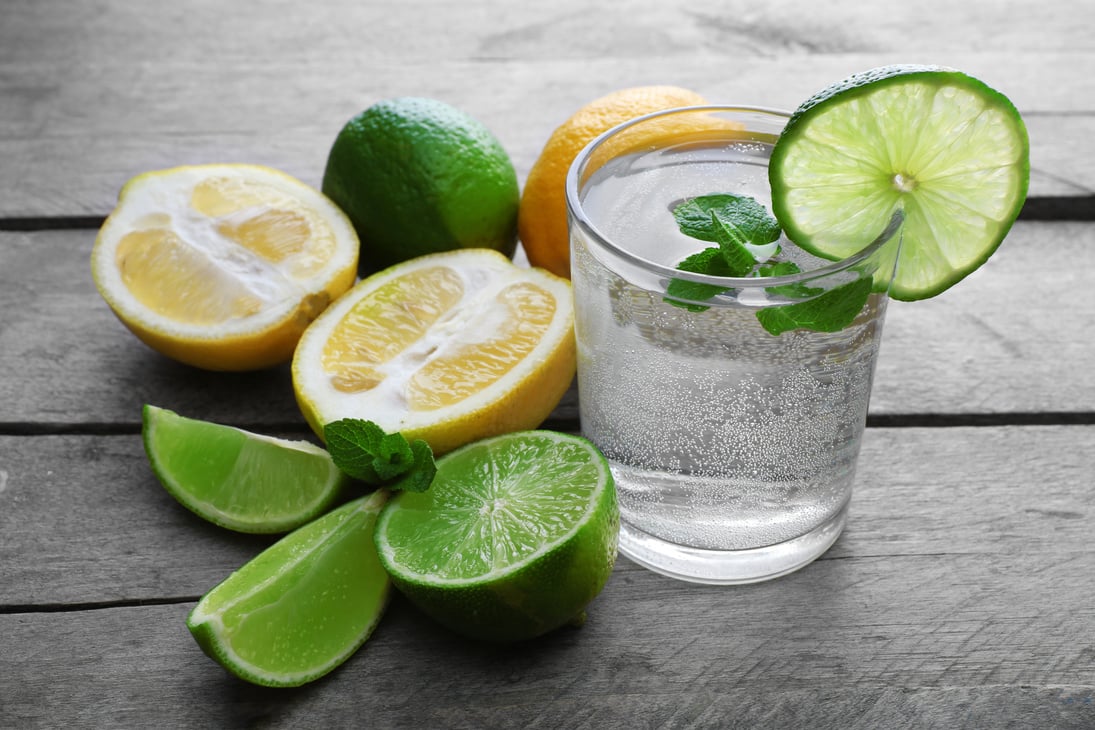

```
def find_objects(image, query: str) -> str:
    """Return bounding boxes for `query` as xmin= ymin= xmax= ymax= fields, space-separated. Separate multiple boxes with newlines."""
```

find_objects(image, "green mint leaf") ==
xmin=323 ymin=418 xmax=437 ymax=492
xmin=665 ymin=247 xmax=732 ymax=311
xmin=755 ymin=276 xmax=873 ymax=336
xmin=324 ymin=419 xmax=387 ymax=483
xmin=374 ymin=432 xmax=414 ymax=481
xmin=386 ymin=440 xmax=436 ymax=493
xmin=757 ymin=260 xmax=800 ymax=277
xmin=755 ymin=261 xmax=825 ymax=298
xmin=710 ymin=211 xmax=759 ymax=276
xmin=672 ymin=194 xmax=781 ymax=247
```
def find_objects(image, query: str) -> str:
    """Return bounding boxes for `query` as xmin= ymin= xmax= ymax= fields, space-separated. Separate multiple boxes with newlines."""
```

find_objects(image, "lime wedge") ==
xmin=142 ymin=405 xmax=348 ymax=534
xmin=374 ymin=430 xmax=618 ymax=642
xmin=187 ymin=492 xmax=391 ymax=687
xmin=769 ymin=65 xmax=1030 ymax=301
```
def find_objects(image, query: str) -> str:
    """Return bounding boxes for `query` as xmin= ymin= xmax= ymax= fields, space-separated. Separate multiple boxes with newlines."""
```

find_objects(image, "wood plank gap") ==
xmin=1 ymin=414 xmax=1091 ymax=436
xmin=0 ymin=215 xmax=106 ymax=231
xmin=0 ymin=596 xmax=199 ymax=616
xmin=1019 ymin=195 xmax=1095 ymax=220
xmin=0 ymin=196 xmax=1089 ymax=232
xmin=0 ymin=421 xmax=314 ymax=436
xmin=866 ymin=412 xmax=1095 ymax=427
xmin=538 ymin=417 xmax=581 ymax=433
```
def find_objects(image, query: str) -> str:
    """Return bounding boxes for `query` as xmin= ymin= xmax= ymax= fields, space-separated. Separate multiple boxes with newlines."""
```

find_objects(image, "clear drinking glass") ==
xmin=566 ymin=106 xmax=902 ymax=584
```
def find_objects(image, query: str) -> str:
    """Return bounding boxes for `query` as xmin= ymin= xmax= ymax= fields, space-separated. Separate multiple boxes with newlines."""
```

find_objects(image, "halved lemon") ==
xmin=291 ymin=249 xmax=575 ymax=455
xmin=91 ymin=164 xmax=360 ymax=370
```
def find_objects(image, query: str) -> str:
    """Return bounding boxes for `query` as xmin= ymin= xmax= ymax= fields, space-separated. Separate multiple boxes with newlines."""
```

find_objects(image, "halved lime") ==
xmin=142 ymin=405 xmax=348 ymax=534
xmin=769 ymin=65 xmax=1030 ymax=301
xmin=187 ymin=491 xmax=390 ymax=687
xmin=374 ymin=430 xmax=618 ymax=642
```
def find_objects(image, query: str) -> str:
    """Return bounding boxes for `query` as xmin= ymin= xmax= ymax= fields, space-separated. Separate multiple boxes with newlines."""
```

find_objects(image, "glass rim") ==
xmin=564 ymin=104 xmax=902 ymax=288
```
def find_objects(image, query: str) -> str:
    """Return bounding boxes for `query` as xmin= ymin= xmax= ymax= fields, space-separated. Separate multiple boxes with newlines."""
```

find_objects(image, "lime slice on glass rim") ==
xmin=187 ymin=492 xmax=391 ymax=687
xmin=374 ymin=430 xmax=618 ymax=642
xmin=142 ymin=405 xmax=349 ymax=534
xmin=768 ymin=65 xmax=1030 ymax=301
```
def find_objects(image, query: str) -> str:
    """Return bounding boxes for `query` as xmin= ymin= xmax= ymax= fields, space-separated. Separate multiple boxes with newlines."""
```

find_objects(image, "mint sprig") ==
xmin=323 ymin=419 xmax=437 ymax=493
xmin=664 ymin=195 xmax=781 ymax=312
xmin=664 ymin=193 xmax=871 ymax=334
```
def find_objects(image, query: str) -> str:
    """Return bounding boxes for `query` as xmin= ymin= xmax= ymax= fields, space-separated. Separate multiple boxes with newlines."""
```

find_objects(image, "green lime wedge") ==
xmin=142 ymin=405 xmax=349 ymax=534
xmin=769 ymin=65 xmax=1030 ymax=301
xmin=187 ymin=491 xmax=391 ymax=687
xmin=374 ymin=430 xmax=618 ymax=642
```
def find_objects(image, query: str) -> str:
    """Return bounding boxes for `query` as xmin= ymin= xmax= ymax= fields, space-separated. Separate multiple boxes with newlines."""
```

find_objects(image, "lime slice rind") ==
xmin=770 ymin=65 xmax=1029 ymax=301
xmin=142 ymin=405 xmax=348 ymax=534
xmin=187 ymin=491 xmax=391 ymax=687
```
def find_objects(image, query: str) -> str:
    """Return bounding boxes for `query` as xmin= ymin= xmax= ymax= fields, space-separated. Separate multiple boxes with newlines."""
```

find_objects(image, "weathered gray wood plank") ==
xmin=3 ymin=425 xmax=1092 ymax=609
xmin=872 ymin=220 xmax=1095 ymax=417
xmin=3 ymin=0 xmax=1089 ymax=67
xmin=2 ymin=601 xmax=1094 ymax=728
xmin=3 ymin=423 xmax=1094 ymax=726
xmin=0 ymin=1 xmax=1090 ymax=217
xmin=1 ymin=221 xmax=1090 ymax=429
xmin=0 ymin=113 xmax=1084 ymax=219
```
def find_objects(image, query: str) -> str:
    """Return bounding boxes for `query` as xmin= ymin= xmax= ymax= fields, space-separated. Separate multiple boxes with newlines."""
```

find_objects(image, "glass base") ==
xmin=617 ymin=502 xmax=848 ymax=585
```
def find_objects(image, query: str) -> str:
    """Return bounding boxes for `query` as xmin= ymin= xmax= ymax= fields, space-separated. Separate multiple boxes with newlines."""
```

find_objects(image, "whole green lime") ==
xmin=322 ymin=97 xmax=520 ymax=274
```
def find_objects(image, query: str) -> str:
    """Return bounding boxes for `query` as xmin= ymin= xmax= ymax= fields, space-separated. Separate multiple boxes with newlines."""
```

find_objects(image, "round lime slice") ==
xmin=769 ymin=65 xmax=1030 ymax=301
xmin=142 ymin=405 xmax=348 ymax=534
xmin=374 ymin=430 xmax=618 ymax=642
xmin=187 ymin=492 xmax=391 ymax=687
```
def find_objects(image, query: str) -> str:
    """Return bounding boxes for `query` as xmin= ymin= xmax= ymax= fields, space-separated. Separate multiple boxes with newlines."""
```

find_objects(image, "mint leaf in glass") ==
xmin=665 ymin=195 xmax=782 ymax=311
xmin=756 ymin=261 xmax=825 ymax=298
xmin=710 ymin=211 xmax=761 ymax=275
xmin=323 ymin=418 xmax=437 ymax=492
xmin=664 ymin=247 xmax=734 ymax=311
xmin=755 ymin=276 xmax=873 ymax=336
xmin=666 ymin=193 xmax=872 ymax=336
xmin=672 ymin=194 xmax=781 ymax=247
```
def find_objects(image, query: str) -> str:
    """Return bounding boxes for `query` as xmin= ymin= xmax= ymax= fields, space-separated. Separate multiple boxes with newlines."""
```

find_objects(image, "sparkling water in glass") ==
xmin=566 ymin=107 xmax=902 ymax=584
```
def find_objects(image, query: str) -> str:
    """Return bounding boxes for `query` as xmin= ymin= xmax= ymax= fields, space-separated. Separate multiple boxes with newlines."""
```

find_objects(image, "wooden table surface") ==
xmin=2 ymin=1 xmax=1093 ymax=728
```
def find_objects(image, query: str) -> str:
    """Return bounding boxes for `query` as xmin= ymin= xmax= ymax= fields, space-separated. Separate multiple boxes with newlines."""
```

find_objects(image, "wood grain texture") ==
xmin=2 ymin=220 xmax=1090 ymax=429
xmin=3 ymin=604 xmax=1094 ymax=728
xmin=3 ymin=2 xmax=1094 ymax=726
xmin=0 ymin=1 xmax=1090 ymax=218
xmin=2 ymin=427 xmax=1094 ymax=726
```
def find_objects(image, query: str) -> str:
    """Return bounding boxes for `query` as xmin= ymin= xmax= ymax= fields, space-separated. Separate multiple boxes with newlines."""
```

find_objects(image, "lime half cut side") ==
xmin=769 ymin=65 xmax=1030 ymax=301
xmin=187 ymin=492 xmax=391 ymax=687
xmin=374 ymin=430 xmax=618 ymax=642
xmin=142 ymin=405 xmax=349 ymax=534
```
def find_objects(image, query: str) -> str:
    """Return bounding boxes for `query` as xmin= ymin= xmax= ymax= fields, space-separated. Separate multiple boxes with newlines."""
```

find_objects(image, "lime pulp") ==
xmin=142 ymin=405 xmax=348 ymax=534
xmin=187 ymin=491 xmax=391 ymax=687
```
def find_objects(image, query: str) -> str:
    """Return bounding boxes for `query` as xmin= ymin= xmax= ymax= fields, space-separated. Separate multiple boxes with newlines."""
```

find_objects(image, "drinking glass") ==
xmin=566 ymin=106 xmax=902 ymax=584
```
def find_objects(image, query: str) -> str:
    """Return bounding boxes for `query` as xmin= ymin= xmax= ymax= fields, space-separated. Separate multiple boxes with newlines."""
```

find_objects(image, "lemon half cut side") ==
xmin=291 ymin=248 xmax=576 ymax=456
xmin=91 ymin=164 xmax=360 ymax=370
